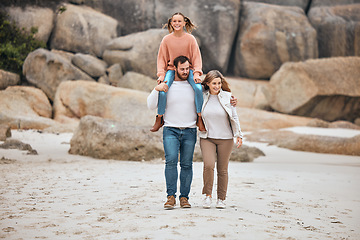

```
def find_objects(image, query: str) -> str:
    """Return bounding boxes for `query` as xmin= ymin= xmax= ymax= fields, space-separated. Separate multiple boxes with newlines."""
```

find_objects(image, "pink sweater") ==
xmin=157 ymin=32 xmax=203 ymax=79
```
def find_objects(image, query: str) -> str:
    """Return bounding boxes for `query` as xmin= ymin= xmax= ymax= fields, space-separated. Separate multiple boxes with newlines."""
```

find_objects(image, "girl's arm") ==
xmin=190 ymin=35 xmax=203 ymax=83
xmin=157 ymin=39 xmax=168 ymax=83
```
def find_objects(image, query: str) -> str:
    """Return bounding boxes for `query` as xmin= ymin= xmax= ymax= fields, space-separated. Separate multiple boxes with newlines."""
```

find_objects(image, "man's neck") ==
xmin=174 ymin=75 xmax=187 ymax=81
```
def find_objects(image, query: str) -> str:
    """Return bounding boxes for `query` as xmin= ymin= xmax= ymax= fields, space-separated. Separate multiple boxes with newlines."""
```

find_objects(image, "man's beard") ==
xmin=176 ymin=71 xmax=189 ymax=81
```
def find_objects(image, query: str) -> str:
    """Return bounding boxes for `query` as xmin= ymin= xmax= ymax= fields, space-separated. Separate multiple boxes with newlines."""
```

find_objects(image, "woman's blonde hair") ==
xmin=202 ymin=70 xmax=231 ymax=92
xmin=163 ymin=12 xmax=197 ymax=33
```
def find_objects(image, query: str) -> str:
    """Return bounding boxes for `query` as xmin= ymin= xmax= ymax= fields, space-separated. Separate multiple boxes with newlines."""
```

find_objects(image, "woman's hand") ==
xmin=236 ymin=137 xmax=242 ymax=148
xmin=155 ymin=81 xmax=168 ymax=92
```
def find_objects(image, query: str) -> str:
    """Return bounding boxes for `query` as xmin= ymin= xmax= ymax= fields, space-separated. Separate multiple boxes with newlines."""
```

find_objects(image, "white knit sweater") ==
xmin=147 ymin=81 xmax=197 ymax=128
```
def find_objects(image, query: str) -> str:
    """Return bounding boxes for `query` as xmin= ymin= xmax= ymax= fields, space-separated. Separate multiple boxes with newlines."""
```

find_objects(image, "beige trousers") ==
xmin=200 ymin=138 xmax=234 ymax=200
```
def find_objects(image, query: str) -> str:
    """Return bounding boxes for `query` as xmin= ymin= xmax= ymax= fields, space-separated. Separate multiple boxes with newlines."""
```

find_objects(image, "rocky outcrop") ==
xmin=0 ymin=86 xmax=59 ymax=130
xmin=309 ymin=4 xmax=360 ymax=58
xmin=53 ymin=80 xmax=155 ymax=127
xmin=246 ymin=130 xmax=360 ymax=156
xmin=71 ymin=53 xmax=107 ymax=78
xmin=0 ymin=139 xmax=38 ymax=155
xmin=234 ymin=2 xmax=318 ymax=79
xmin=23 ymin=48 xmax=93 ymax=101
xmin=103 ymin=29 xmax=167 ymax=79
xmin=50 ymin=3 xmax=118 ymax=57
xmin=69 ymin=115 xmax=164 ymax=161
xmin=0 ymin=70 xmax=20 ymax=90
xmin=265 ymin=57 xmax=360 ymax=122
xmin=5 ymin=6 xmax=54 ymax=43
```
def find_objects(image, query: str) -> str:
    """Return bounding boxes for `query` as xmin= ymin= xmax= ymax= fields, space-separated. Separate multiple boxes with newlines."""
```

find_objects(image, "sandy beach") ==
xmin=1 ymin=128 xmax=360 ymax=240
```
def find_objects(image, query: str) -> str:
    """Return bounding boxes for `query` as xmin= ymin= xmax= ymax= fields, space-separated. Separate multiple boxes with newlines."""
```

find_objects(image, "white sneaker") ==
xmin=203 ymin=196 xmax=212 ymax=209
xmin=216 ymin=199 xmax=226 ymax=209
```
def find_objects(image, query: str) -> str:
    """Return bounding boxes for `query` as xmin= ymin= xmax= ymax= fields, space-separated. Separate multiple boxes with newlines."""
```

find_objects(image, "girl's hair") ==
xmin=202 ymin=70 xmax=231 ymax=92
xmin=163 ymin=12 xmax=197 ymax=33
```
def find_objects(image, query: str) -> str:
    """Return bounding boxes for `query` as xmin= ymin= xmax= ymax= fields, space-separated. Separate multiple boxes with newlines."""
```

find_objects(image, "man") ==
xmin=147 ymin=56 xmax=237 ymax=209
xmin=147 ymin=56 xmax=196 ymax=209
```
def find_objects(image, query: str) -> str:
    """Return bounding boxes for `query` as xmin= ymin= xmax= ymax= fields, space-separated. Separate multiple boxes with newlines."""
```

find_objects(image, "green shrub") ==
xmin=0 ymin=12 xmax=46 ymax=76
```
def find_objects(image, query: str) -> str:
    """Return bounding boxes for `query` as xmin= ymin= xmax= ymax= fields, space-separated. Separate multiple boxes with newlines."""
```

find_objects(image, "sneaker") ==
xmin=216 ymin=199 xmax=226 ymax=209
xmin=164 ymin=195 xmax=176 ymax=209
xmin=180 ymin=197 xmax=191 ymax=208
xmin=203 ymin=196 xmax=212 ymax=209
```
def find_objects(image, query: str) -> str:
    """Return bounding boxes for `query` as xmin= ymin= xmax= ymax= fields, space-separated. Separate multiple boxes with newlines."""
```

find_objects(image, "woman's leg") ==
xmin=215 ymin=139 xmax=234 ymax=200
xmin=200 ymin=138 xmax=217 ymax=197
xmin=157 ymin=70 xmax=175 ymax=115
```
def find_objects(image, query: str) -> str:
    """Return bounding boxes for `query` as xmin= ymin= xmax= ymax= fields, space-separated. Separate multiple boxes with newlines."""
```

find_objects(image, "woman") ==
xmin=199 ymin=70 xmax=243 ymax=209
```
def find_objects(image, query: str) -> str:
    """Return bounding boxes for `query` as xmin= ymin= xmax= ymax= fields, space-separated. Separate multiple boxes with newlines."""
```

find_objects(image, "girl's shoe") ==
xmin=203 ymin=196 xmax=212 ymax=209
xmin=150 ymin=115 xmax=164 ymax=132
xmin=216 ymin=199 xmax=226 ymax=209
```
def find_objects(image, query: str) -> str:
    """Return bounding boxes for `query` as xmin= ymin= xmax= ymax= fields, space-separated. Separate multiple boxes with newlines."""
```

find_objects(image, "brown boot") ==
xmin=196 ymin=115 xmax=206 ymax=132
xmin=164 ymin=195 xmax=176 ymax=209
xmin=150 ymin=115 xmax=164 ymax=132
xmin=180 ymin=197 xmax=191 ymax=208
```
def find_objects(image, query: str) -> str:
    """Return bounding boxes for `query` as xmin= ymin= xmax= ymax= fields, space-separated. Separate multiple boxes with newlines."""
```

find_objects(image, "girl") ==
xmin=199 ymin=70 xmax=243 ymax=209
xmin=150 ymin=12 xmax=205 ymax=132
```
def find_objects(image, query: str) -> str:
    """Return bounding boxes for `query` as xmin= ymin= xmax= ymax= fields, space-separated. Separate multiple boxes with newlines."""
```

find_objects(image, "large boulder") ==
xmin=71 ymin=53 xmax=107 ymax=78
xmin=5 ymin=6 xmax=54 ymax=43
xmin=84 ymin=0 xmax=241 ymax=73
xmin=0 ymin=70 xmax=20 ymax=90
xmin=245 ymin=0 xmax=310 ymax=10
xmin=0 ymin=86 xmax=58 ymax=130
xmin=308 ymin=4 xmax=360 ymax=58
xmin=117 ymin=71 xmax=156 ymax=92
xmin=264 ymin=57 xmax=360 ymax=122
xmin=154 ymin=0 xmax=241 ymax=73
xmin=53 ymin=80 xmax=155 ymax=127
xmin=23 ymin=48 xmax=93 ymax=101
xmin=234 ymin=2 xmax=318 ymax=79
xmin=69 ymin=115 xmax=164 ymax=161
xmin=50 ymin=3 xmax=118 ymax=57
xmin=103 ymin=29 xmax=167 ymax=79
xmin=246 ymin=130 xmax=360 ymax=156
xmin=227 ymin=77 xmax=269 ymax=109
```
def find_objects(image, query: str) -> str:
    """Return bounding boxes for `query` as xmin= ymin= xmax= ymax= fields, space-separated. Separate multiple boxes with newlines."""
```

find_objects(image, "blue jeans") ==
xmin=158 ymin=70 xmax=203 ymax=115
xmin=163 ymin=126 xmax=197 ymax=199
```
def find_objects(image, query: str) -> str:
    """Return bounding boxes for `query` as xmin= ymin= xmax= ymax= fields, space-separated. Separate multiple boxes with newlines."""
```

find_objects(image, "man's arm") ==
xmin=230 ymin=95 xmax=237 ymax=107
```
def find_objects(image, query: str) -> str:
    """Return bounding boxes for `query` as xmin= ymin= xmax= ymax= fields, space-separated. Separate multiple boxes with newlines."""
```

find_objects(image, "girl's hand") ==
xmin=155 ymin=81 xmax=168 ymax=92
xmin=157 ymin=76 xmax=165 ymax=84
xmin=236 ymin=137 xmax=242 ymax=148
xmin=194 ymin=77 xmax=202 ymax=84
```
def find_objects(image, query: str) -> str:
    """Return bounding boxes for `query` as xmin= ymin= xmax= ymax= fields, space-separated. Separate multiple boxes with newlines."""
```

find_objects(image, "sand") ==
xmin=1 ymin=128 xmax=360 ymax=240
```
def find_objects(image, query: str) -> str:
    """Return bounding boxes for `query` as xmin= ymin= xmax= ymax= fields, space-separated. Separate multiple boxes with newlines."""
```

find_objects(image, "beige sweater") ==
xmin=157 ymin=32 xmax=203 ymax=79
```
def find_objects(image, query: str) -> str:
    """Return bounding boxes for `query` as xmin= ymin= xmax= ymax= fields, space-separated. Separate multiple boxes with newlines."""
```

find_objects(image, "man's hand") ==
xmin=155 ymin=81 xmax=168 ymax=92
xmin=230 ymin=95 xmax=238 ymax=107
xmin=236 ymin=137 xmax=243 ymax=148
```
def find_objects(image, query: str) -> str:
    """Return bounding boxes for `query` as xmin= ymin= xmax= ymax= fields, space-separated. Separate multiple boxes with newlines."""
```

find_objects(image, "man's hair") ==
xmin=174 ymin=55 xmax=191 ymax=68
